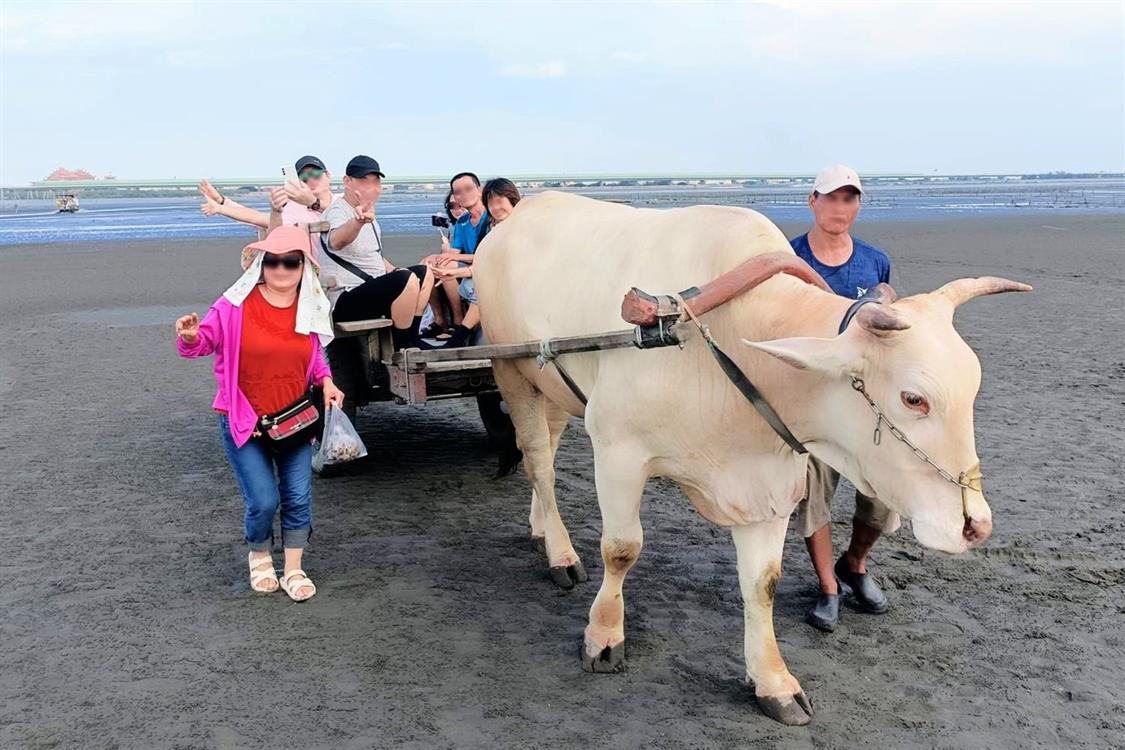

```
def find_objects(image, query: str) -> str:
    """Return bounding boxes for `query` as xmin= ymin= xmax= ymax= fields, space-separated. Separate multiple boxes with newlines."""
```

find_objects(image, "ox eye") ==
xmin=901 ymin=391 xmax=930 ymax=415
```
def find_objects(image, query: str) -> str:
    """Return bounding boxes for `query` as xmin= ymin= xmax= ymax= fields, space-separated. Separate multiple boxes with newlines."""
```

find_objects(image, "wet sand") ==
xmin=1 ymin=213 xmax=1123 ymax=749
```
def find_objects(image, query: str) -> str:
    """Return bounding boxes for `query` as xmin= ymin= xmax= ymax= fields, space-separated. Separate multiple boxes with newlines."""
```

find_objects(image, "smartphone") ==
xmin=431 ymin=214 xmax=450 ymax=229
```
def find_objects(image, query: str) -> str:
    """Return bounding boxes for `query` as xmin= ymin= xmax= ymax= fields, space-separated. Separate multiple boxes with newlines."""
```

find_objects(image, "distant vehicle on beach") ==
xmin=55 ymin=194 xmax=80 ymax=213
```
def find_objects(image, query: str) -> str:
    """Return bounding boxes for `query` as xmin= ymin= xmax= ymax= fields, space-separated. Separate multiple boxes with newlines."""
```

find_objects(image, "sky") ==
xmin=1 ymin=0 xmax=1123 ymax=184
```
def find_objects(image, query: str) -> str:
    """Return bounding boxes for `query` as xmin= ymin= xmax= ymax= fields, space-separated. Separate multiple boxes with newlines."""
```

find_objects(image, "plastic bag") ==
xmin=312 ymin=404 xmax=368 ymax=471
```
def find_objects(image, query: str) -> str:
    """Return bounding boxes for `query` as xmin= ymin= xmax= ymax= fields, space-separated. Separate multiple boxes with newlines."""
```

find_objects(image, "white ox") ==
xmin=473 ymin=191 xmax=1030 ymax=725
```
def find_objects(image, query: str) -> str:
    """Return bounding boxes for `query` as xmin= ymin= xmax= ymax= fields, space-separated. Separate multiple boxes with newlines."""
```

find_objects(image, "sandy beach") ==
xmin=1 ymin=213 xmax=1123 ymax=749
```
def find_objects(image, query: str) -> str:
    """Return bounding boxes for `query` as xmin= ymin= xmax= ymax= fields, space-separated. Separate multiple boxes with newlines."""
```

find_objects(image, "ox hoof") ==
xmin=548 ymin=562 xmax=588 ymax=589
xmin=531 ymin=536 xmax=546 ymax=555
xmin=756 ymin=690 xmax=813 ymax=726
xmin=581 ymin=641 xmax=626 ymax=674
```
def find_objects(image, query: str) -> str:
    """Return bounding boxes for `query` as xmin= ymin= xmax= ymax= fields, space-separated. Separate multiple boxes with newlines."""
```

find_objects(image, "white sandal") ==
xmin=248 ymin=552 xmax=278 ymax=593
xmin=280 ymin=569 xmax=317 ymax=602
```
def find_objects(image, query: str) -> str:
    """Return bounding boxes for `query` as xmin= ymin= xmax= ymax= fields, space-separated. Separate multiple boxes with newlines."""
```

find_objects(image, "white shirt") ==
xmin=321 ymin=200 xmax=388 ymax=306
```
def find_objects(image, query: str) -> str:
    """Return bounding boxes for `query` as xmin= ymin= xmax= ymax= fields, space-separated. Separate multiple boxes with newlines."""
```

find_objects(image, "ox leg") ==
xmin=731 ymin=521 xmax=813 ymax=726
xmin=528 ymin=488 xmax=545 ymax=551
xmin=582 ymin=449 xmax=646 ymax=673
xmin=493 ymin=361 xmax=584 ymax=589
xmin=529 ymin=404 xmax=571 ymax=555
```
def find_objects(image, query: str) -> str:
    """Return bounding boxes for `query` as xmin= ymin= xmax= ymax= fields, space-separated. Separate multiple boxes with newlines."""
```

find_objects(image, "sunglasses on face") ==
xmin=262 ymin=254 xmax=304 ymax=270
xmin=299 ymin=168 xmax=325 ymax=183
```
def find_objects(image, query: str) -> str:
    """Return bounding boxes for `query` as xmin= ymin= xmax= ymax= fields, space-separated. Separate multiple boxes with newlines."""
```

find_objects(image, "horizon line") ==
xmin=7 ymin=169 xmax=1124 ymax=190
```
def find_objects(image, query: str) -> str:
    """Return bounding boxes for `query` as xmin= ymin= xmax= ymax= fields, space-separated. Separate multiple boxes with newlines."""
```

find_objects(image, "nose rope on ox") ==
xmin=849 ymin=376 xmax=983 ymax=523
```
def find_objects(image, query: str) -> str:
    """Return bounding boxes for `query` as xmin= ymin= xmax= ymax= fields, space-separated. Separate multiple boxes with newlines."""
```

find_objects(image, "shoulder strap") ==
xmin=320 ymin=231 xmax=375 ymax=284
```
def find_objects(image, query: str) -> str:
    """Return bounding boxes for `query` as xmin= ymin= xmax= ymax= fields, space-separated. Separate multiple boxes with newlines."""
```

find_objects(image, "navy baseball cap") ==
xmin=345 ymin=155 xmax=385 ymax=178
xmin=294 ymin=155 xmax=327 ymax=172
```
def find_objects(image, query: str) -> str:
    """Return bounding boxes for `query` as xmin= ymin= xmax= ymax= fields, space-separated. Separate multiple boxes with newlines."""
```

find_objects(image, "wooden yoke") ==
xmin=621 ymin=252 xmax=831 ymax=326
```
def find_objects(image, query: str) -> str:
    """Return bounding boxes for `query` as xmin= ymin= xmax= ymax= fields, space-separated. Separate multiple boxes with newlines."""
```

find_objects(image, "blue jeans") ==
xmin=217 ymin=415 xmax=313 ymax=551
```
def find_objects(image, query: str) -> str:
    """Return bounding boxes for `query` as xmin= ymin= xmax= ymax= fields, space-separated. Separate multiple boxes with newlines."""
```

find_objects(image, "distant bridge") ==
xmin=15 ymin=172 xmax=927 ymax=192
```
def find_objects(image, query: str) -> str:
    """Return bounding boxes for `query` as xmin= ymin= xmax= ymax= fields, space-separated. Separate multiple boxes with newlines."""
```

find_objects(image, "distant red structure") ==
xmin=45 ymin=167 xmax=96 ymax=181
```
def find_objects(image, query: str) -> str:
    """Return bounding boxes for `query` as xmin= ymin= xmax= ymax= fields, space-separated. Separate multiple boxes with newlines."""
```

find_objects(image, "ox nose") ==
xmin=962 ymin=516 xmax=993 ymax=548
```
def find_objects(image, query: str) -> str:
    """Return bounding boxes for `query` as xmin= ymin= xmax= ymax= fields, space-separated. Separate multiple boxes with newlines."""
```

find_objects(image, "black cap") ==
xmin=345 ymin=155 xmax=385 ymax=179
xmin=294 ymin=155 xmax=326 ymax=173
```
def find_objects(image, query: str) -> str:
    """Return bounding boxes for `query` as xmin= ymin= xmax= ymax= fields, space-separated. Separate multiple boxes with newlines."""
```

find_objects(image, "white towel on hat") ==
xmin=223 ymin=253 xmax=335 ymax=346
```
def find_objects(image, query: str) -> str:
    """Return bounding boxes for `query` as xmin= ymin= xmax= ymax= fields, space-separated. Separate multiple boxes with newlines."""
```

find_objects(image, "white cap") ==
xmin=813 ymin=164 xmax=863 ymax=195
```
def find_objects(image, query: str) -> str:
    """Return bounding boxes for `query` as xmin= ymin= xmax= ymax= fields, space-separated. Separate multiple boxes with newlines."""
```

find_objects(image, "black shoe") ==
xmin=806 ymin=593 xmax=839 ymax=632
xmin=419 ymin=323 xmax=445 ymax=339
xmin=391 ymin=326 xmax=413 ymax=350
xmin=441 ymin=324 xmax=473 ymax=348
xmin=834 ymin=556 xmax=889 ymax=614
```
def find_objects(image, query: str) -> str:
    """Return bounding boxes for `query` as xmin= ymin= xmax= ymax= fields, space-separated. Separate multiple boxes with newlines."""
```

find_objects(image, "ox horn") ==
xmin=855 ymin=303 xmax=910 ymax=335
xmin=936 ymin=276 xmax=1033 ymax=308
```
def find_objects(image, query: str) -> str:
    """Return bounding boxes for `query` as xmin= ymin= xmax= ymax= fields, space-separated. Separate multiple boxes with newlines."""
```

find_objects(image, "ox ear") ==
xmin=741 ymin=336 xmax=858 ymax=375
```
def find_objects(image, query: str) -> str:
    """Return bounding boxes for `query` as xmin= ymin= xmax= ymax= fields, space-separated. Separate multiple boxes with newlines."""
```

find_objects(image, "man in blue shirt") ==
xmin=790 ymin=165 xmax=898 ymax=632
xmin=431 ymin=171 xmax=490 ymax=347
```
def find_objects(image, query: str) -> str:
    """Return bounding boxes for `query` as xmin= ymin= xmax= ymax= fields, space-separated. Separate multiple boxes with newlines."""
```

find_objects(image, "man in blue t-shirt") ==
xmin=429 ymin=171 xmax=490 ymax=347
xmin=790 ymin=165 xmax=898 ymax=633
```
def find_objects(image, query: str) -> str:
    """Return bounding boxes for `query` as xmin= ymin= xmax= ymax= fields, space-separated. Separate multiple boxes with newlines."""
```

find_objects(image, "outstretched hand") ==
xmin=198 ymin=179 xmax=222 ymax=203
xmin=200 ymin=198 xmax=221 ymax=217
xmin=269 ymin=187 xmax=289 ymax=213
xmin=176 ymin=313 xmax=200 ymax=343
xmin=284 ymin=178 xmax=317 ymax=206
xmin=354 ymin=201 xmax=375 ymax=224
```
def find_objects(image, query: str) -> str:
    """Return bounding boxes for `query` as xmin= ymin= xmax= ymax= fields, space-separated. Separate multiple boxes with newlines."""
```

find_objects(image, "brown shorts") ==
xmin=796 ymin=458 xmax=900 ymax=538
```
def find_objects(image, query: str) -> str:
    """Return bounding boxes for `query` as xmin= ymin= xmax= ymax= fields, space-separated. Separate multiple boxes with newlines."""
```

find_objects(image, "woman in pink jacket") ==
xmin=176 ymin=225 xmax=344 ymax=601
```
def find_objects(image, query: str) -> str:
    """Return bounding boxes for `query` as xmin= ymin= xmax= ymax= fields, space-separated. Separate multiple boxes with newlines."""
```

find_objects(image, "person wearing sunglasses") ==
xmin=197 ymin=155 xmax=337 ymax=231
xmin=175 ymin=225 xmax=344 ymax=602
xmin=268 ymin=155 xmax=339 ymax=231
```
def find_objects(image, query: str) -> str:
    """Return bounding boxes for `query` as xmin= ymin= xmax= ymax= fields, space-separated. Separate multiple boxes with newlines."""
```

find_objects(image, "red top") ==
xmin=238 ymin=286 xmax=312 ymax=416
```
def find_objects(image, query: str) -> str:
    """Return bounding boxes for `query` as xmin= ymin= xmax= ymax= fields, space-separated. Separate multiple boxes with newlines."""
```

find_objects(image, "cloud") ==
xmin=1 ymin=2 xmax=198 ymax=54
xmin=499 ymin=61 xmax=568 ymax=79
xmin=610 ymin=51 xmax=646 ymax=63
xmin=743 ymin=1 xmax=1123 ymax=67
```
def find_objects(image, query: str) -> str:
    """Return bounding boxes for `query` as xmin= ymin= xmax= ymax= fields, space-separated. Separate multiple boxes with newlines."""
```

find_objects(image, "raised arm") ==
xmin=328 ymin=200 xmax=373 ymax=250
xmin=267 ymin=187 xmax=288 ymax=232
xmin=199 ymin=180 xmax=269 ymax=229
xmin=175 ymin=305 xmax=222 ymax=358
